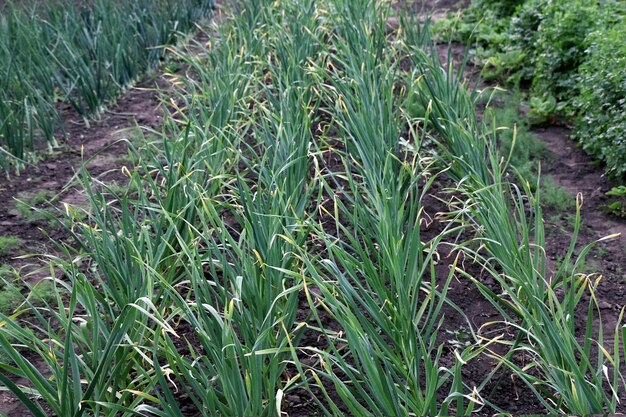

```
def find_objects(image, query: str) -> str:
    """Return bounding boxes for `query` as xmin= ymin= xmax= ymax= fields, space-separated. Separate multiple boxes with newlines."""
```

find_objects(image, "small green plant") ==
xmin=541 ymin=176 xmax=575 ymax=212
xmin=431 ymin=11 xmax=475 ymax=43
xmin=27 ymin=279 xmax=56 ymax=306
xmin=480 ymin=49 xmax=527 ymax=83
xmin=529 ymin=94 xmax=557 ymax=124
xmin=604 ymin=186 xmax=626 ymax=217
xmin=0 ymin=282 xmax=22 ymax=315
xmin=446 ymin=326 xmax=473 ymax=349
xmin=0 ymin=265 xmax=18 ymax=281
xmin=0 ymin=266 xmax=55 ymax=314
xmin=0 ymin=265 xmax=21 ymax=314
xmin=15 ymin=190 xmax=57 ymax=223
xmin=482 ymin=89 xmax=545 ymax=180
xmin=477 ymin=0 xmax=525 ymax=17
xmin=0 ymin=236 xmax=21 ymax=256
xmin=594 ymin=245 xmax=608 ymax=259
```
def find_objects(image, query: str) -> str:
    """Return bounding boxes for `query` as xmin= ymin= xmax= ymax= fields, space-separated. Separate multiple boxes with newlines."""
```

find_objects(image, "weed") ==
xmin=446 ymin=326 xmax=473 ymax=349
xmin=595 ymin=245 xmax=609 ymax=259
xmin=0 ymin=236 xmax=21 ymax=256
xmin=603 ymin=186 xmax=626 ymax=217
xmin=0 ymin=266 xmax=57 ymax=315
xmin=0 ymin=282 xmax=21 ymax=315
xmin=0 ymin=265 xmax=21 ymax=314
xmin=27 ymin=279 xmax=56 ymax=306
xmin=15 ymin=190 xmax=57 ymax=223
xmin=540 ymin=176 xmax=575 ymax=212
xmin=483 ymin=90 xmax=545 ymax=180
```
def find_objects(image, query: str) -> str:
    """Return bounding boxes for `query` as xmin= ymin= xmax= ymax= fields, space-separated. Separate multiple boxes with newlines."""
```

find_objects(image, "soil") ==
xmin=1 ymin=0 xmax=625 ymax=416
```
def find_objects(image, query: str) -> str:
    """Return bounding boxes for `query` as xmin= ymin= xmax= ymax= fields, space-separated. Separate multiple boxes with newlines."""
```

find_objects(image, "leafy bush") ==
xmin=473 ymin=0 xmax=596 ymax=109
xmin=458 ymin=0 xmax=544 ymax=85
xmin=461 ymin=0 xmax=626 ymax=178
xmin=485 ymin=0 xmax=525 ymax=15
xmin=575 ymin=18 xmax=626 ymax=177
xmin=530 ymin=0 xmax=599 ymax=115
xmin=483 ymin=2 xmax=543 ymax=85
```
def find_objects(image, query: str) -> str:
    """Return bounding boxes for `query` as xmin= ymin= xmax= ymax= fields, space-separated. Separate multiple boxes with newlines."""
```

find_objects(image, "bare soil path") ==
xmin=538 ymin=124 xmax=626 ymax=315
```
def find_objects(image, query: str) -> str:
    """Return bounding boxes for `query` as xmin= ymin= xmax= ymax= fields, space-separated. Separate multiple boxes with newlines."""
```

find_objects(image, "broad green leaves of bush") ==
xmin=531 ymin=0 xmax=598 ymax=112
xmin=575 ymin=19 xmax=626 ymax=177
xmin=459 ymin=0 xmax=626 ymax=178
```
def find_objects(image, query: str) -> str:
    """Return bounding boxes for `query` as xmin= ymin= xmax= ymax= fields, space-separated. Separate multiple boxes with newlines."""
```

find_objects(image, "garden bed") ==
xmin=0 ymin=0 xmax=625 ymax=416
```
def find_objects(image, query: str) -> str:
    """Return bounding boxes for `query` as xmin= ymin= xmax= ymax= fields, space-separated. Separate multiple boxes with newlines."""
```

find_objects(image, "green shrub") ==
xmin=474 ymin=0 xmax=598 ymax=112
xmin=466 ymin=0 xmax=544 ymax=85
xmin=575 ymin=18 xmax=626 ymax=177
xmin=530 ymin=0 xmax=599 ymax=115
xmin=474 ymin=0 xmax=525 ymax=16
xmin=462 ymin=0 xmax=626 ymax=178
xmin=506 ymin=0 xmax=543 ymax=67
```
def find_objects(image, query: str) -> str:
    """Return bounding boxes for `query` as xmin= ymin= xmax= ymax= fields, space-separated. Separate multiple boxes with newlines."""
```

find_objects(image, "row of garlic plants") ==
xmin=0 ymin=0 xmax=213 ymax=173
xmin=402 ymin=21 xmax=624 ymax=412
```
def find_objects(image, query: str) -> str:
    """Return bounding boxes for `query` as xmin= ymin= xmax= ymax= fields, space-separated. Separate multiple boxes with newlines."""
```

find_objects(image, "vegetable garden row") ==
xmin=0 ymin=0 xmax=213 ymax=173
xmin=436 ymin=0 xmax=626 ymax=178
xmin=0 ymin=0 xmax=624 ymax=415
